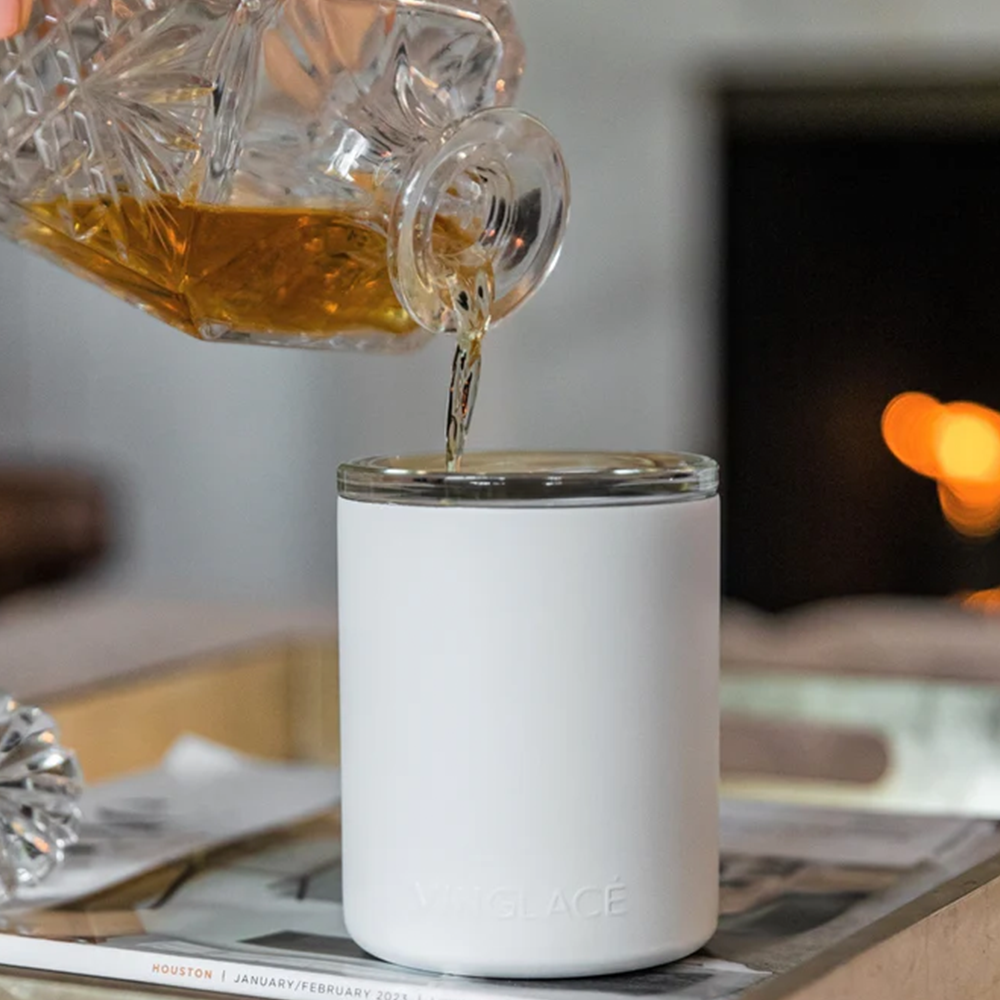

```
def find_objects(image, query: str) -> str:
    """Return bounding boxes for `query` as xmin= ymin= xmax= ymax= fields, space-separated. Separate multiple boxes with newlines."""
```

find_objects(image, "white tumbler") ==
xmin=337 ymin=451 xmax=719 ymax=978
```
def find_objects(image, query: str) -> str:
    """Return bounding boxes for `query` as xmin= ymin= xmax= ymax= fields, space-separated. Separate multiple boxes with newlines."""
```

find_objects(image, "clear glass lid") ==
xmin=338 ymin=451 xmax=719 ymax=507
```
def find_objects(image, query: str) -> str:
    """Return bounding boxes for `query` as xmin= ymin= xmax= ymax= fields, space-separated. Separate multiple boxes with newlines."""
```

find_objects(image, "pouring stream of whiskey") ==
xmin=443 ymin=266 xmax=492 ymax=471
xmin=445 ymin=334 xmax=483 ymax=471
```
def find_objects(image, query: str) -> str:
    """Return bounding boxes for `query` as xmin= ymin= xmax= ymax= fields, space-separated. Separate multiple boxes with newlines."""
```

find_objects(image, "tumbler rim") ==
xmin=337 ymin=450 xmax=718 ymax=508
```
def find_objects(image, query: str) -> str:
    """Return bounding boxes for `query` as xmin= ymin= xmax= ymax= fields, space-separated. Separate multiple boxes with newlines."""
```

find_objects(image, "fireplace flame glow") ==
xmin=882 ymin=392 xmax=1000 ymax=537
xmin=962 ymin=587 xmax=1000 ymax=614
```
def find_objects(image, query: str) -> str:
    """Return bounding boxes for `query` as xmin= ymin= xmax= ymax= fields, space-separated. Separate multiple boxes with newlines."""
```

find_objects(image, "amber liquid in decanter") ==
xmin=19 ymin=196 xmax=422 ymax=343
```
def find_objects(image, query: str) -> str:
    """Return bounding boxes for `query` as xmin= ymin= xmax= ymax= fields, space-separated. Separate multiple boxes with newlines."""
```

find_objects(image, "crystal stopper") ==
xmin=0 ymin=693 xmax=83 ymax=903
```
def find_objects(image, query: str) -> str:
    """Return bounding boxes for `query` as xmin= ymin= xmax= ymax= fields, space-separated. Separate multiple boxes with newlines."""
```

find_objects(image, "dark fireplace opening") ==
xmin=720 ymin=83 xmax=1000 ymax=612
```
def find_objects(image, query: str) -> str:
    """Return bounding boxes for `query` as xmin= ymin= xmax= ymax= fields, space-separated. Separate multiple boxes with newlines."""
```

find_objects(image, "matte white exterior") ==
xmin=337 ymin=495 xmax=720 ymax=978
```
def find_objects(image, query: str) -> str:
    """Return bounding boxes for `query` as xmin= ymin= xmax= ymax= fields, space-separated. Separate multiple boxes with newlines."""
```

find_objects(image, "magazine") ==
xmin=8 ymin=735 xmax=342 ymax=911
xmin=1 ymin=751 xmax=999 ymax=1000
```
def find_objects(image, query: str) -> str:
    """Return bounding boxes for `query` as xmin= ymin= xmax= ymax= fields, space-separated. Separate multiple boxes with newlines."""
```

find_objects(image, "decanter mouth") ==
xmin=388 ymin=107 xmax=569 ymax=336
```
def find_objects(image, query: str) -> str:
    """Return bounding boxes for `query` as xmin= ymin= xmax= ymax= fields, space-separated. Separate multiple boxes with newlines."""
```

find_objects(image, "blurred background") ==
xmin=8 ymin=0 xmax=1000 ymax=808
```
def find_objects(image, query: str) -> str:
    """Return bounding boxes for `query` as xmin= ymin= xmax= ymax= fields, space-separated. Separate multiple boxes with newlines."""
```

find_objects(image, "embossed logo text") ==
xmin=414 ymin=881 xmax=628 ymax=920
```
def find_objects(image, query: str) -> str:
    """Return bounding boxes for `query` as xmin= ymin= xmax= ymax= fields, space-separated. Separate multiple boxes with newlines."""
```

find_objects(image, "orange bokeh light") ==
xmin=882 ymin=392 xmax=1000 ymax=538
xmin=962 ymin=586 xmax=1000 ymax=614
xmin=882 ymin=391 xmax=943 ymax=478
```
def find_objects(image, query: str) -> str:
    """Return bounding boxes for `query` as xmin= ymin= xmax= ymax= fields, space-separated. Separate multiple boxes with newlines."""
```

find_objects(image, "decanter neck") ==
xmin=388 ymin=108 xmax=568 ymax=336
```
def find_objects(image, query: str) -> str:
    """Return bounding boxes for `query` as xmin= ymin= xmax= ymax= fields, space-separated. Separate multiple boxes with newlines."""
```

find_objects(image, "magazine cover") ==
xmin=2 ymin=743 xmax=999 ymax=1000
